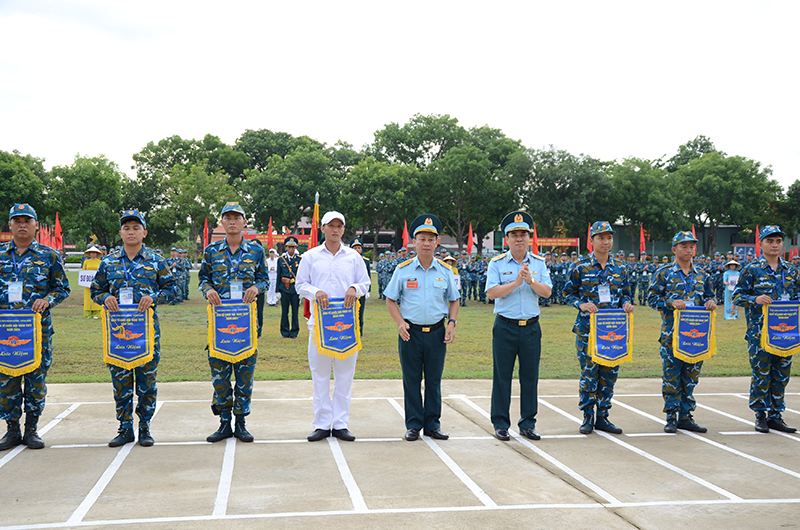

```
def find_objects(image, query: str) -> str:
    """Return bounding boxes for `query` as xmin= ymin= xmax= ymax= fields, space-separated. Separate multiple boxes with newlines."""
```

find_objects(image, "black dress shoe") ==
xmin=520 ymin=428 xmax=540 ymax=440
xmin=404 ymin=429 xmax=420 ymax=441
xmin=494 ymin=428 xmax=510 ymax=441
xmin=767 ymin=416 xmax=797 ymax=433
xmin=423 ymin=428 xmax=449 ymax=440
xmin=307 ymin=428 xmax=331 ymax=442
xmin=332 ymin=428 xmax=355 ymax=441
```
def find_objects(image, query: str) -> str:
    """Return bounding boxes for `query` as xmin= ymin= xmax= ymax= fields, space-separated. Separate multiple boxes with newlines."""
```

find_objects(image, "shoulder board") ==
xmin=530 ymin=253 xmax=545 ymax=261
xmin=397 ymin=258 xmax=414 ymax=268
xmin=436 ymin=259 xmax=456 ymax=274
xmin=491 ymin=252 xmax=507 ymax=262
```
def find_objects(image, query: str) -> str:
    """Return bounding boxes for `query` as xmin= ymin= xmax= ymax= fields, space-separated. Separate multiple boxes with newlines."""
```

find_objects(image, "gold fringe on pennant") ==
xmin=313 ymin=299 xmax=361 ymax=360
xmin=673 ymin=308 xmax=716 ymax=363
xmin=102 ymin=307 xmax=155 ymax=370
xmin=589 ymin=311 xmax=633 ymax=367
xmin=0 ymin=311 xmax=42 ymax=376
xmin=761 ymin=303 xmax=800 ymax=357
xmin=207 ymin=301 xmax=258 ymax=363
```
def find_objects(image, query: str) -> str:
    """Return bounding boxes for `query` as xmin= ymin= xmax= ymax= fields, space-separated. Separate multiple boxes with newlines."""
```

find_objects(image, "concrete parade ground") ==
xmin=1 ymin=377 xmax=799 ymax=530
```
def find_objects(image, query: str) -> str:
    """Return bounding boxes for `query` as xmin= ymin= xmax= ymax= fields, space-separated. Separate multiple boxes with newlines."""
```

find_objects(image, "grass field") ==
xmin=47 ymin=271 xmax=795 ymax=384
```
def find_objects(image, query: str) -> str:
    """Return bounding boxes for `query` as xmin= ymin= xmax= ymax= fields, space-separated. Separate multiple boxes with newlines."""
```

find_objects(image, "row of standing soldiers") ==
xmin=166 ymin=248 xmax=192 ymax=304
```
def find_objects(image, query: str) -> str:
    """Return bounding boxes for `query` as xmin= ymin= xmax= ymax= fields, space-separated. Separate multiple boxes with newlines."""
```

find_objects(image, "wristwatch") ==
xmin=448 ymin=319 xmax=457 ymax=327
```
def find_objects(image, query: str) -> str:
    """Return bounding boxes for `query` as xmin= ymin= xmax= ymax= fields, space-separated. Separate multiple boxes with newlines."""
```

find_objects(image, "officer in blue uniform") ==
xmin=457 ymin=252 xmax=469 ymax=307
xmin=350 ymin=237 xmax=371 ymax=336
xmin=733 ymin=225 xmax=799 ymax=433
xmin=563 ymin=221 xmax=634 ymax=435
xmin=385 ymin=214 xmax=459 ymax=441
xmin=486 ymin=211 xmax=552 ymax=441
xmin=167 ymin=248 xmax=184 ymax=305
xmin=91 ymin=209 xmax=176 ymax=447
xmin=478 ymin=255 xmax=489 ymax=303
xmin=647 ymin=231 xmax=717 ymax=433
xmin=199 ymin=202 xmax=268 ymax=443
xmin=277 ymin=236 xmax=301 ymax=338
xmin=0 ymin=204 xmax=71 ymax=451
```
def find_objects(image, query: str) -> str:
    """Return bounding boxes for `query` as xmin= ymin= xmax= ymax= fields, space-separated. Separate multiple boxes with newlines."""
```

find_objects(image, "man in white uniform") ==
xmin=296 ymin=211 xmax=370 ymax=442
xmin=266 ymin=248 xmax=279 ymax=306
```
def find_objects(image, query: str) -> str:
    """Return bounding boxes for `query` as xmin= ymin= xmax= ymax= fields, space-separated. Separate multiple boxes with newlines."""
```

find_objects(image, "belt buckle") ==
xmin=290 ymin=279 xmax=295 ymax=283
xmin=518 ymin=320 xmax=527 ymax=327
xmin=422 ymin=327 xmax=430 ymax=333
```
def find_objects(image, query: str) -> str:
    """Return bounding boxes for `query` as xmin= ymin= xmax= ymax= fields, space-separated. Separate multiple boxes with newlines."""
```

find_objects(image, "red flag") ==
xmin=203 ymin=217 xmax=209 ymax=249
xmin=402 ymin=220 xmax=409 ymax=250
xmin=691 ymin=225 xmax=697 ymax=256
xmin=466 ymin=222 xmax=474 ymax=256
xmin=532 ymin=223 xmax=540 ymax=255
xmin=586 ymin=223 xmax=593 ymax=253
xmin=639 ymin=224 xmax=646 ymax=255
xmin=267 ymin=217 xmax=274 ymax=251
xmin=54 ymin=212 xmax=63 ymax=250
xmin=755 ymin=225 xmax=760 ymax=257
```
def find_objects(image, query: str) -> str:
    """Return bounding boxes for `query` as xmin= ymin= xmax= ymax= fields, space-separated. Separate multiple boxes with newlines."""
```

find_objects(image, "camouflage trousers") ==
xmin=0 ymin=337 xmax=53 ymax=421
xmin=748 ymin=341 xmax=793 ymax=415
xmin=660 ymin=344 xmax=703 ymax=415
xmin=208 ymin=352 xmax=257 ymax=422
xmin=108 ymin=350 xmax=160 ymax=429
xmin=637 ymin=281 xmax=649 ymax=305
xmin=478 ymin=278 xmax=487 ymax=302
xmin=576 ymin=332 xmax=619 ymax=414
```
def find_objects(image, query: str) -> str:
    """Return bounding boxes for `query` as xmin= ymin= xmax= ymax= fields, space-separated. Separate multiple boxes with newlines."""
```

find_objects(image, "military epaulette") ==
xmin=530 ymin=253 xmax=545 ymax=261
xmin=397 ymin=258 xmax=414 ymax=268
xmin=437 ymin=259 xmax=456 ymax=274
xmin=491 ymin=252 xmax=507 ymax=262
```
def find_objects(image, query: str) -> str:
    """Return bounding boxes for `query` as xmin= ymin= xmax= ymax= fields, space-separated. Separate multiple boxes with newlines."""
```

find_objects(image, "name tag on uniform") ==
xmin=781 ymin=294 xmax=791 ymax=301
xmin=119 ymin=287 xmax=134 ymax=305
xmin=8 ymin=281 xmax=23 ymax=303
xmin=171 ymin=267 xmax=177 ymax=273
xmin=406 ymin=279 xmax=419 ymax=289
xmin=230 ymin=281 xmax=243 ymax=300
xmin=598 ymin=284 xmax=611 ymax=303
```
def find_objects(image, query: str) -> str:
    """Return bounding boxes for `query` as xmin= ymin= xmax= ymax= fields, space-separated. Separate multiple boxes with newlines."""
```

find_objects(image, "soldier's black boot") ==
xmin=754 ymin=412 xmax=769 ymax=433
xmin=109 ymin=426 xmax=135 ymax=447
xmin=767 ymin=414 xmax=797 ymax=433
xmin=22 ymin=415 xmax=44 ymax=449
xmin=207 ymin=420 xmax=233 ymax=442
xmin=595 ymin=414 xmax=623 ymax=434
xmin=138 ymin=424 xmax=154 ymax=447
xmin=677 ymin=413 xmax=707 ymax=433
xmin=664 ymin=413 xmax=678 ymax=433
xmin=0 ymin=420 xmax=22 ymax=451
xmin=579 ymin=411 xmax=594 ymax=435
xmin=234 ymin=416 xmax=254 ymax=443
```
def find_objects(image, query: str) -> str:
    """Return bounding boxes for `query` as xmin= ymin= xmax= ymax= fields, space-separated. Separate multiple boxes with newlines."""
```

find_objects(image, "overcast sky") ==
xmin=1 ymin=0 xmax=797 ymax=188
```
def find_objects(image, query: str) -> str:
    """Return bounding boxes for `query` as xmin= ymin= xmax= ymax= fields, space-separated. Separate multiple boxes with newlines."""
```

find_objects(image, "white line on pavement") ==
xmin=0 ymin=403 xmax=81 ymax=470
xmin=212 ymin=437 xmax=237 ymax=517
xmin=454 ymin=395 xmax=620 ymax=505
xmin=327 ymin=437 xmax=368 ymax=512
xmin=540 ymin=398 xmax=740 ymax=501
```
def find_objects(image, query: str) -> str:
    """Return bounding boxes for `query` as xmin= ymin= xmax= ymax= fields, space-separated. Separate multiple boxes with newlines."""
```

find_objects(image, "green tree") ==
xmin=772 ymin=179 xmax=800 ymax=236
xmin=50 ymin=155 xmax=123 ymax=248
xmin=339 ymin=157 xmax=419 ymax=257
xmin=523 ymin=147 xmax=615 ymax=241
xmin=609 ymin=157 xmax=678 ymax=250
xmin=673 ymin=152 xmax=782 ymax=253
xmin=0 ymin=150 xmax=47 ymax=229
xmin=665 ymin=135 xmax=722 ymax=173
xmin=371 ymin=113 xmax=467 ymax=168
xmin=246 ymin=147 xmax=337 ymax=233
xmin=235 ymin=129 xmax=325 ymax=171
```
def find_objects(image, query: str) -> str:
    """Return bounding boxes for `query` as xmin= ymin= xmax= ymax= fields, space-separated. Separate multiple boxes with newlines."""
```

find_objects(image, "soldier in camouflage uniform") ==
xmin=376 ymin=253 xmax=386 ymax=300
xmin=478 ymin=255 xmax=489 ymax=303
xmin=563 ymin=221 xmax=633 ymax=435
xmin=712 ymin=252 xmax=725 ymax=304
xmin=199 ymin=202 xmax=268 ymax=443
xmin=457 ymin=252 xmax=470 ymax=307
xmin=648 ymin=231 xmax=717 ymax=433
xmin=540 ymin=252 xmax=552 ymax=307
xmin=167 ymin=247 xmax=185 ymax=305
xmin=733 ymin=225 xmax=799 ymax=433
xmin=181 ymin=249 xmax=192 ymax=301
xmin=91 ymin=209 xmax=176 ymax=447
xmin=0 ymin=204 xmax=71 ymax=451
xmin=468 ymin=254 xmax=479 ymax=301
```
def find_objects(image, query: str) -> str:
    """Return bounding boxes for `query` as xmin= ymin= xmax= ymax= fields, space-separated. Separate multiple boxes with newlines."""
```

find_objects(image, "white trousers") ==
xmin=307 ymin=332 xmax=358 ymax=430
xmin=267 ymin=274 xmax=279 ymax=305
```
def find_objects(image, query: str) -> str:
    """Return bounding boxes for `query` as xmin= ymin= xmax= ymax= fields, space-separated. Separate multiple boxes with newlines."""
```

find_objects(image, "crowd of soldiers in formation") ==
xmin=375 ymin=246 xmax=800 ymax=309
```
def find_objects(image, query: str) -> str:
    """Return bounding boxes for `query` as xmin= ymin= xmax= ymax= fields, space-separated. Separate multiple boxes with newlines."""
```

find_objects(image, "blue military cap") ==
xmin=571 ymin=251 xmax=577 ymax=256
xmin=501 ymin=211 xmax=533 ymax=234
xmin=155 ymin=249 xmax=163 ymax=255
xmin=628 ymin=253 xmax=635 ymax=257
xmin=640 ymin=251 xmax=647 ymax=255
xmin=410 ymin=214 xmax=442 ymax=237
xmin=544 ymin=251 xmax=551 ymax=256
xmin=120 ymin=209 xmax=146 ymax=228
xmin=351 ymin=237 xmax=364 ymax=248
xmin=400 ymin=247 xmax=407 ymax=252
xmin=714 ymin=252 xmax=721 ymax=256
xmin=220 ymin=202 xmax=246 ymax=217
xmin=672 ymin=230 xmax=697 ymax=246
xmin=285 ymin=236 xmax=299 ymax=247
xmin=747 ymin=248 xmax=754 ymax=255
xmin=590 ymin=221 xmax=614 ymax=237
xmin=170 ymin=247 xmax=178 ymax=251
xmin=9 ymin=203 xmax=37 ymax=221
xmin=409 ymin=250 xmax=416 ymax=255
xmin=378 ymin=252 xmax=384 ymax=257
xmin=617 ymin=250 xmax=625 ymax=255
xmin=653 ymin=255 xmax=659 ymax=260
xmin=759 ymin=225 xmax=785 ymax=240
